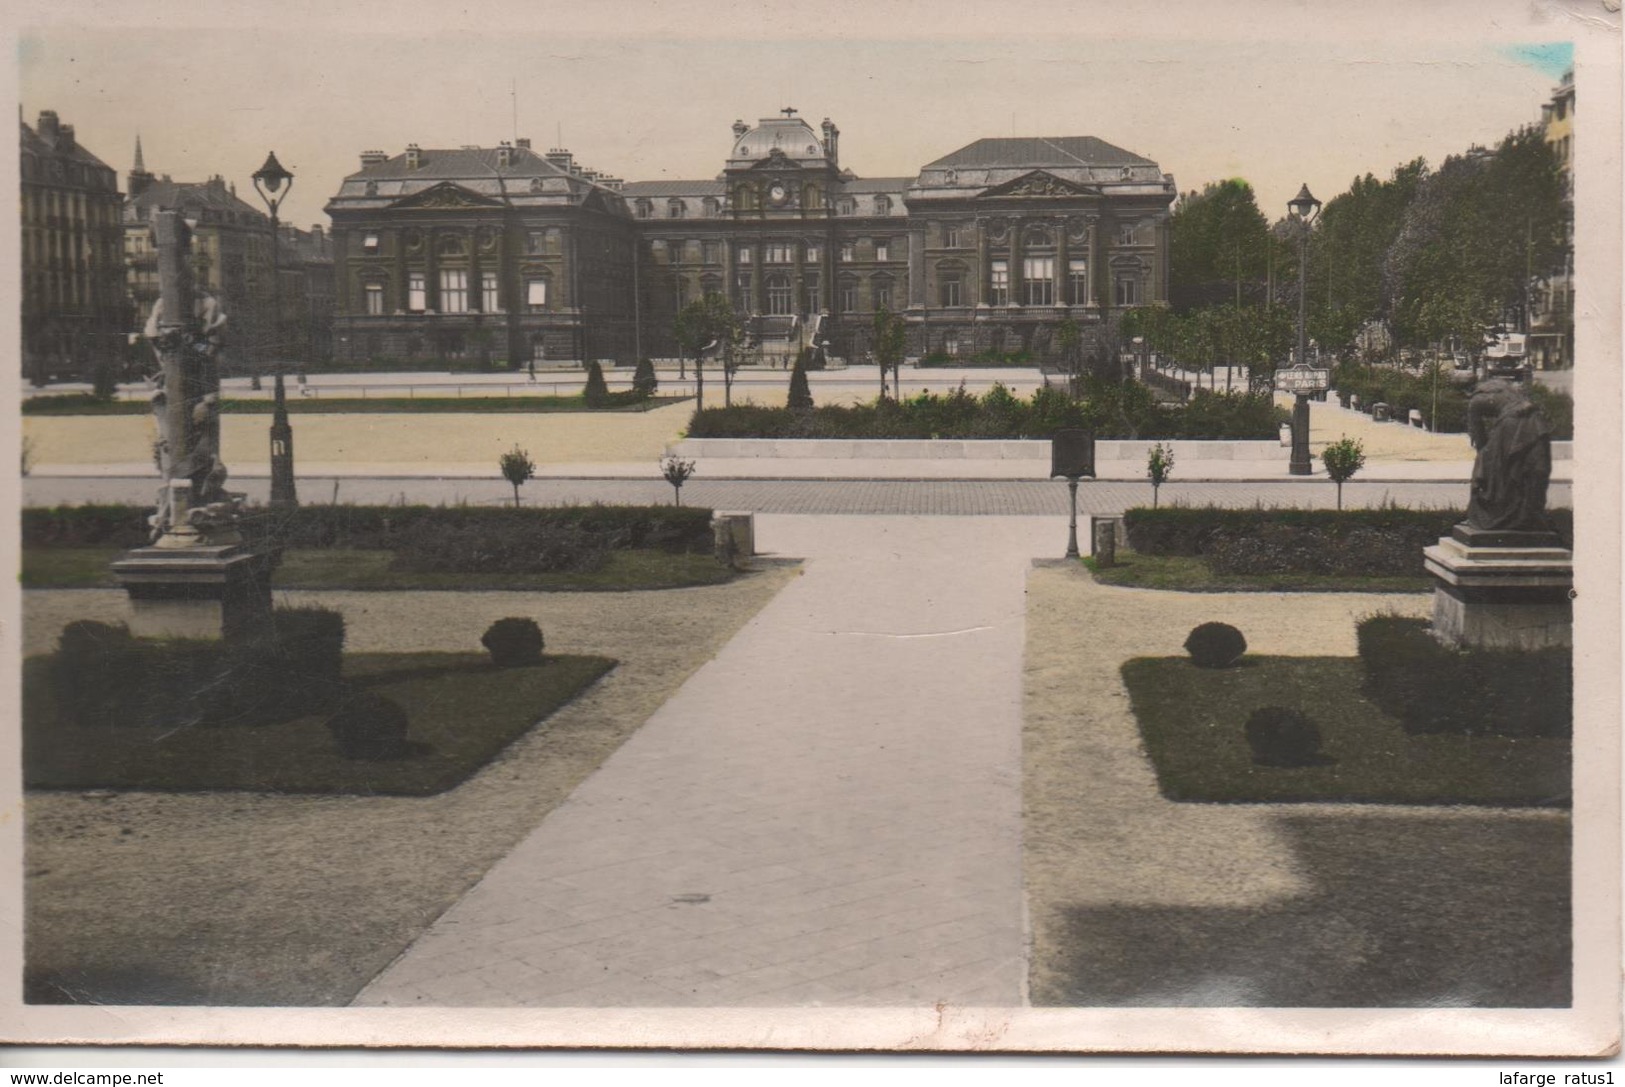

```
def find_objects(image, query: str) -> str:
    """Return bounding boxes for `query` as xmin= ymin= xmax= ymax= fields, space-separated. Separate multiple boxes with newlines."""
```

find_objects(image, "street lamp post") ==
xmin=252 ymin=151 xmax=298 ymax=509
xmin=1287 ymin=183 xmax=1322 ymax=477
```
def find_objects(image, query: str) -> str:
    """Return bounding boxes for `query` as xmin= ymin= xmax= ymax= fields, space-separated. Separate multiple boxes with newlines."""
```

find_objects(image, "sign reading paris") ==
xmin=1275 ymin=364 xmax=1332 ymax=394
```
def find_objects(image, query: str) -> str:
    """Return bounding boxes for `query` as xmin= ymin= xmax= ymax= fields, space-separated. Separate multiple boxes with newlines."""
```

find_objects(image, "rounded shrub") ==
xmin=1244 ymin=707 xmax=1326 ymax=767
xmin=1184 ymin=622 xmax=1247 ymax=668
xmin=481 ymin=617 xmax=545 ymax=668
xmin=325 ymin=693 xmax=410 ymax=760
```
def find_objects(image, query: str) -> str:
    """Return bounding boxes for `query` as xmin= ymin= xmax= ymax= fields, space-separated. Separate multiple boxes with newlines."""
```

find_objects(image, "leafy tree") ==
xmin=1320 ymin=436 xmax=1366 ymax=510
xmin=1146 ymin=442 xmax=1175 ymax=508
xmin=1169 ymin=179 xmax=1273 ymax=312
xmin=660 ymin=455 xmax=696 ymax=506
xmin=1055 ymin=317 xmax=1082 ymax=390
xmin=873 ymin=304 xmax=907 ymax=399
xmin=674 ymin=294 xmax=741 ymax=412
xmin=583 ymin=360 xmax=610 ymax=407
xmin=498 ymin=445 xmax=535 ymax=508
xmin=632 ymin=357 xmax=659 ymax=399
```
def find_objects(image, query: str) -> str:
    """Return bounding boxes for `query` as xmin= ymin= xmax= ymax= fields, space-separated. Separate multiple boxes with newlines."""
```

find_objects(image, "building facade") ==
xmin=326 ymin=113 xmax=1175 ymax=367
xmin=19 ymin=111 xmax=129 ymax=383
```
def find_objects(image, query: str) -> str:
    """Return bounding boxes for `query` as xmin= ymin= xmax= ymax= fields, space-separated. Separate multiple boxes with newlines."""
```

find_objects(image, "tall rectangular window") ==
xmin=1023 ymin=257 xmax=1054 ymax=306
xmin=526 ymin=278 xmax=548 ymax=311
xmin=989 ymin=261 xmax=1009 ymax=306
xmin=736 ymin=245 xmax=752 ymax=265
xmin=873 ymin=279 xmax=892 ymax=311
xmin=482 ymin=272 xmax=500 ymax=312
xmin=840 ymin=242 xmax=855 ymax=263
xmin=767 ymin=278 xmax=793 ymax=315
xmin=942 ymin=224 xmax=959 ymax=248
xmin=1115 ymin=276 xmax=1140 ymax=307
xmin=765 ymin=242 xmax=792 ymax=264
xmin=440 ymin=268 xmax=468 ymax=313
xmin=408 ymin=272 xmax=427 ymax=312
xmin=1068 ymin=260 xmax=1089 ymax=305
xmin=526 ymin=231 xmax=547 ymax=255
xmin=939 ymin=276 xmax=962 ymax=307
xmin=805 ymin=244 xmax=821 ymax=264
xmin=803 ymin=274 xmax=820 ymax=314
xmin=703 ymin=241 xmax=721 ymax=264
xmin=364 ymin=283 xmax=384 ymax=315
xmin=875 ymin=239 xmax=890 ymax=262
xmin=840 ymin=282 xmax=857 ymax=313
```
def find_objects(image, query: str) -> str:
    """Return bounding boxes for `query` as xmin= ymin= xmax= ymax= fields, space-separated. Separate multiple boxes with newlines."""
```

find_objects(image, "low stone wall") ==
xmin=667 ymin=438 xmax=1287 ymax=461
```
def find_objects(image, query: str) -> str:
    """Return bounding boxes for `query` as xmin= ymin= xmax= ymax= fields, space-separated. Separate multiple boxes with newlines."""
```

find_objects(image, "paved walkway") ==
xmin=354 ymin=515 xmax=1049 ymax=1007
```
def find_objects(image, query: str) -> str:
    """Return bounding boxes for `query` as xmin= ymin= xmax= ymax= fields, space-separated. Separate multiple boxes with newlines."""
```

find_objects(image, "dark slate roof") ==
xmin=19 ymin=120 xmax=116 ymax=171
xmin=126 ymin=178 xmax=267 ymax=222
xmin=351 ymin=146 xmax=571 ymax=181
xmin=621 ymin=180 xmax=727 ymax=197
xmin=925 ymin=137 xmax=1154 ymax=169
xmin=841 ymin=177 xmax=912 ymax=192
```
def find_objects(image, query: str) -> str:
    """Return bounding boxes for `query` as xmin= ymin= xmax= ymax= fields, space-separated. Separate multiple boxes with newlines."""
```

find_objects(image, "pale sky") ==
xmin=6 ymin=1 xmax=1603 ymax=232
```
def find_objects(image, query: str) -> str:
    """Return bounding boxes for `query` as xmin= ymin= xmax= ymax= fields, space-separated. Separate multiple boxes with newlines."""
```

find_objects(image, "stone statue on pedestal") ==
xmin=1466 ymin=377 xmax=1554 ymax=534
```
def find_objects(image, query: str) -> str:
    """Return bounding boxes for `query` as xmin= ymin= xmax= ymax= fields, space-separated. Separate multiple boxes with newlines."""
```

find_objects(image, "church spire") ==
xmin=133 ymin=134 xmax=145 ymax=173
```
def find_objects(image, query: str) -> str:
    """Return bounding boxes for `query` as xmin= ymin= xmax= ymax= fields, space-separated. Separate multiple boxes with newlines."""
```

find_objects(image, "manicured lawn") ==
xmin=22 ymin=394 xmax=687 ymax=415
xmin=22 ymin=548 xmax=735 ymax=591
xmin=1121 ymin=656 xmax=1570 ymax=806
xmin=1084 ymin=550 xmax=1430 ymax=594
xmin=24 ymin=651 xmax=616 ymax=795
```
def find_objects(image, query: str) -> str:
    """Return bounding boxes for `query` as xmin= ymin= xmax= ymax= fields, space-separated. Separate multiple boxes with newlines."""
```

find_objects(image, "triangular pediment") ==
xmin=390 ymin=182 xmax=505 ymax=210
xmin=979 ymin=170 xmax=1100 ymax=200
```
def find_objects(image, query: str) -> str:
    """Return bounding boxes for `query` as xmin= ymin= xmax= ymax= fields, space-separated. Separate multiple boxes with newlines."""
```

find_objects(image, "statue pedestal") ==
xmin=111 ymin=543 xmax=277 ymax=642
xmin=1423 ymin=525 xmax=1573 ymax=651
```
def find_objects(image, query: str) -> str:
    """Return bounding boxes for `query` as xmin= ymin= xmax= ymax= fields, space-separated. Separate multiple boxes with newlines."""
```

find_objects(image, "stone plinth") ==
xmin=1423 ymin=525 xmax=1573 ymax=651
xmin=712 ymin=512 xmax=755 ymax=558
xmin=111 ymin=543 xmax=277 ymax=642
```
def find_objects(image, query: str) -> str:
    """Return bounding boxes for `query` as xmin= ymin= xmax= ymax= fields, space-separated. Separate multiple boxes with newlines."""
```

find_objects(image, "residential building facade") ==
xmin=325 ymin=113 xmax=1176 ymax=367
xmin=19 ymin=110 xmax=129 ymax=383
xmin=1531 ymin=68 xmax=1574 ymax=368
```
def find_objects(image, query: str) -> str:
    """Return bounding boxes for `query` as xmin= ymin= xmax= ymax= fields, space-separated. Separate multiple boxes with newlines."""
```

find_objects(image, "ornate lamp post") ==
xmin=252 ymin=151 xmax=298 ymax=508
xmin=1287 ymin=183 xmax=1322 ymax=477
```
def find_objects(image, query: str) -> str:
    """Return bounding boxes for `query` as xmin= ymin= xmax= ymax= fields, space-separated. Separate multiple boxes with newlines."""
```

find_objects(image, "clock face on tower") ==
xmin=767 ymin=181 xmax=789 ymax=207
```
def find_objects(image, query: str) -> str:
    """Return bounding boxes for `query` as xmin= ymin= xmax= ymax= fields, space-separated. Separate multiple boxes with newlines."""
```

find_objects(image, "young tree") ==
xmin=1320 ymin=436 xmax=1366 ymax=510
xmin=1147 ymin=441 xmax=1175 ymax=508
xmin=632 ymin=356 xmax=659 ymax=399
xmin=1055 ymin=317 xmax=1082 ymax=393
xmin=498 ymin=444 xmax=536 ymax=508
xmin=660 ymin=455 xmax=696 ymax=506
xmin=674 ymin=294 xmax=740 ymax=412
xmin=583 ymin=359 xmax=610 ymax=407
xmin=873 ymin=304 xmax=907 ymax=400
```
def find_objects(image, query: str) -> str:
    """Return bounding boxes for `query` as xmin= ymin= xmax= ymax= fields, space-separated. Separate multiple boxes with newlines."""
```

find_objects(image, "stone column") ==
xmin=468 ymin=228 xmax=483 ymax=312
xmin=1009 ymin=218 xmax=1024 ymax=306
xmin=395 ymin=230 xmax=410 ymax=311
xmin=723 ymin=238 xmax=736 ymax=308
xmin=1054 ymin=218 xmax=1069 ymax=308
xmin=749 ymin=240 xmax=763 ymax=314
xmin=1091 ymin=216 xmax=1106 ymax=308
xmin=974 ymin=218 xmax=988 ymax=307
xmin=331 ymin=229 xmax=350 ymax=312
xmin=908 ymin=227 xmax=926 ymax=308
xmin=425 ymin=229 xmax=440 ymax=311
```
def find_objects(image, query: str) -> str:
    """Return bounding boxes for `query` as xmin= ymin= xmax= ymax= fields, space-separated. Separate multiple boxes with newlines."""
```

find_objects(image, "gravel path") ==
xmin=1022 ymin=564 xmax=1572 ymax=1006
xmin=23 ymin=566 xmax=799 ymax=1006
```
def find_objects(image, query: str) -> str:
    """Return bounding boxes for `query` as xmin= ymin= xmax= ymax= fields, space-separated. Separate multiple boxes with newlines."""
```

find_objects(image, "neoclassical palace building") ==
xmin=324 ymin=111 xmax=1175 ymax=366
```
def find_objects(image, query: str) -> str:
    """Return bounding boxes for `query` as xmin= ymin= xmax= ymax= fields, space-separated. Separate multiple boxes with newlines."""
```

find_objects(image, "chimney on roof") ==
xmin=359 ymin=149 xmax=388 ymax=167
xmin=821 ymin=118 xmax=839 ymax=166
xmin=516 ymin=137 xmax=531 ymax=149
xmin=59 ymin=123 xmax=75 ymax=148
xmin=36 ymin=110 xmax=59 ymax=140
xmin=732 ymin=119 xmax=749 ymax=139
xmin=497 ymin=141 xmax=515 ymax=168
xmin=599 ymin=177 xmax=623 ymax=191
xmin=405 ymin=143 xmax=422 ymax=169
xmin=545 ymin=148 xmax=574 ymax=172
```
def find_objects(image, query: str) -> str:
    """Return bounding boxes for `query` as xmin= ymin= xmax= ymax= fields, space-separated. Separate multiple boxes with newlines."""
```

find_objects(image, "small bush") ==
xmin=325 ymin=693 xmax=411 ymax=760
xmin=482 ymin=617 xmax=545 ymax=668
xmin=273 ymin=607 xmax=346 ymax=705
xmin=788 ymin=358 xmax=814 ymax=411
xmin=632 ymin=357 xmax=659 ymax=398
xmin=1244 ymin=707 xmax=1327 ymax=767
xmin=1356 ymin=616 xmax=1571 ymax=738
xmin=1184 ymin=622 xmax=1247 ymax=669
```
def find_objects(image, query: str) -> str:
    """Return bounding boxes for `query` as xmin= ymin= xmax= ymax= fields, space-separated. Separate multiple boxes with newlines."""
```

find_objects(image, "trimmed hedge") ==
xmin=1122 ymin=506 xmax=1574 ymax=578
xmin=1357 ymin=616 xmax=1571 ymax=738
xmin=50 ymin=607 xmax=347 ymax=730
xmin=1333 ymin=363 xmax=1575 ymax=440
xmin=687 ymin=383 xmax=1284 ymax=440
xmin=23 ymin=504 xmax=717 ymax=556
